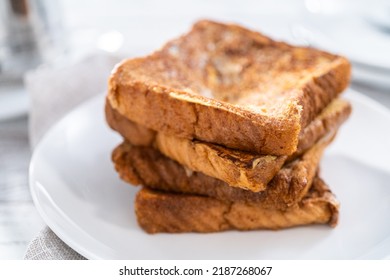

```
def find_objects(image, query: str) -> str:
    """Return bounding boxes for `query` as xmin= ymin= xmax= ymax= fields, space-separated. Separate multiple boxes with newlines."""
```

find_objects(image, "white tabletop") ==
xmin=0 ymin=117 xmax=44 ymax=259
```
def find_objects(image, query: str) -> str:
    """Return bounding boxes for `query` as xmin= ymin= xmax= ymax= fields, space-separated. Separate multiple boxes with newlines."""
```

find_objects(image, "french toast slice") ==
xmin=107 ymin=98 xmax=351 ymax=192
xmin=135 ymin=177 xmax=339 ymax=233
xmin=112 ymin=133 xmax=333 ymax=210
xmin=108 ymin=20 xmax=350 ymax=156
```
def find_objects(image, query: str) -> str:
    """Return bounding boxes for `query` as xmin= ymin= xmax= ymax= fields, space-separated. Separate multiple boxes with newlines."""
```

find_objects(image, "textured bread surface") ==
xmin=106 ymin=98 xmax=351 ymax=191
xmin=108 ymin=20 xmax=351 ymax=155
xmin=135 ymin=177 xmax=339 ymax=233
xmin=112 ymin=132 xmax=333 ymax=210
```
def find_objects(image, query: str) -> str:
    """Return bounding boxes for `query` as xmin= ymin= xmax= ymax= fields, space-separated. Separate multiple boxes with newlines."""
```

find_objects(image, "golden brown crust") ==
xmin=106 ymin=98 xmax=351 ymax=155
xmin=108 ymin=20 xmax=351 ymax=155
xmin=112 ymin=133 xmax=333 ymax=210
xmin=296 ymin=98 xmax=351 ymax=155
xmin=305 ymin=177 xmax=340 ymax=228
xmin=135 ymin=176 xmax=339 ymax=233
xmin=135 ymin=189 xmax=230 ymax=233
xmin=106 ymin=98 xmax=351 ymax=191
xmin=105 ymin=101 xmax=155 ymax=146
xmin=154 ymin=135 xmax=287 ymax=192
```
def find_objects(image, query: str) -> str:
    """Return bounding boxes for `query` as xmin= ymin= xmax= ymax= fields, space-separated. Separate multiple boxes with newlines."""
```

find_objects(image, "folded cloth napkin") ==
xmin=24 ymin=52 xmax=121 ymax=260
xmin=24 ymin=227 xmax=85 ymax=260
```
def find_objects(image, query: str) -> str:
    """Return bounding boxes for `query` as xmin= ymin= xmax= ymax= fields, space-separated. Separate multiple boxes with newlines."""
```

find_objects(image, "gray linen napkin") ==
xmin=24 ymin=52 xmax=120 ymax=260
xmin=24 ymin=227 xmax=85 ymax=260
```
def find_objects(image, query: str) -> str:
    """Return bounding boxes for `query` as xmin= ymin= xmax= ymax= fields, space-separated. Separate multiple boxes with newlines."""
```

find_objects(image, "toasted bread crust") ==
xmin=113 ymin=132 xmax=333 ymax=210
xmin=106 ymin=98 xmax=351 ymax=191
xmin=108 ymin=20 xmax=350 ymax=155
xmin=154 ymin=135 xmax=287 ymax=192
xmin=135 ymin=177 xmax=339 ymax=233
xmin=106 ymin=98 xmax=351 ymax=155
xmin=296 ymin=98 xmax=351 ymax=153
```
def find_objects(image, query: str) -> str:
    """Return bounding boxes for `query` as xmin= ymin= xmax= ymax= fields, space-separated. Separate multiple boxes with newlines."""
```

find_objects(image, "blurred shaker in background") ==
xmin=0 ymin=0 xmax=63 ymax=84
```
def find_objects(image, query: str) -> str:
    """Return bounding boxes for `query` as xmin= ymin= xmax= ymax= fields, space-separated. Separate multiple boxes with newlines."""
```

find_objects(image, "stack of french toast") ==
xmin=105 ymin=20 xmax=352 ymax=233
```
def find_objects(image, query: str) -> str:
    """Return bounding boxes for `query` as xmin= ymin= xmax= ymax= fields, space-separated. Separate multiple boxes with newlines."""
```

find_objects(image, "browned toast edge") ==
xmin=108 ymin=20 xmax=351 ymax=156
xmin=112 ymin=132 xmax=334 ymax=210
xmin=135 ymin=176 xmax=339 ymax=233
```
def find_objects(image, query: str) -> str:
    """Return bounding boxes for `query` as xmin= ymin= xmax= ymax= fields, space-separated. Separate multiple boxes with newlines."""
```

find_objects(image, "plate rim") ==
xmin=29 ymin=94 xmax=108 ymax=260
xmin=298 ymin=14 xmax=390 ymax=71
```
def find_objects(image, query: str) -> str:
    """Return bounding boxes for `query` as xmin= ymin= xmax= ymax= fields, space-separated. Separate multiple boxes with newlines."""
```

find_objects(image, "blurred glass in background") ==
xmin=0 ymin=0 xmax=63 ymax=84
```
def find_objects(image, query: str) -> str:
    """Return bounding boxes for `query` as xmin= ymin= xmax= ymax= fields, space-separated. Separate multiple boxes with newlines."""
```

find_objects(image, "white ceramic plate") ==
xmin=296 ymin=14 xmax=390 ymax=71
xmin=29 ymin=89 xmax=390 ymax=260
xmin=292 ymin=18 xmax=390 ymax=88
xmin=365 ymin=4 xmax=390 ymax=36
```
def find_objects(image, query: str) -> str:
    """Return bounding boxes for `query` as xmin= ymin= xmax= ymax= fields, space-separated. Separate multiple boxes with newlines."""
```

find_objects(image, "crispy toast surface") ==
xmin=106 ymin=98 xmax=351 ymax=191
xmin=135 ymin=177 xmax=339 ymax=233
xmin=112 ymin=132 xmax=333 ymax=210
xmin=108 ymin=20 xmax=350 ymax=155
